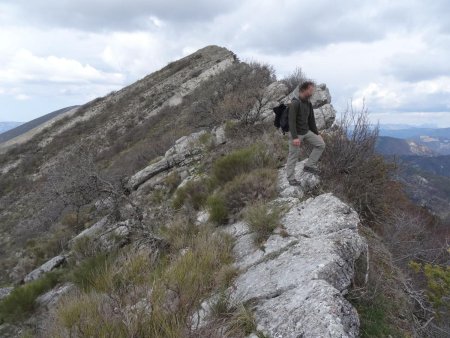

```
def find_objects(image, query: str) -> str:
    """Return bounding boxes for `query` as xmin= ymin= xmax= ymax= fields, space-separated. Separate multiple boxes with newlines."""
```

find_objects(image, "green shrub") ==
xmin=48 ymin=290 xmax=127 ymax=338
xmin=159 ymin=218 xmax=200 ymax=252
xmin=172 ymin=177 xmax=216 ymax=210
xmin=221 ymin=168 xmax=278 ymax=215
xmin=244 ymin=201 xmax=284 ymax=246
xmin=212 ymin=143 xmax=275 ymax=184
xmin=206 ymin=194 xmax=229 ymax=225
xmin=0 ymin=271 xmax=62 ymax=323
xmin=71 ymin=236 xmax=101 ymax=262
xmin=69 ymin=253 xmax=114 ymax=292
xmin=409 ymin=260 xmax=450 ymax=319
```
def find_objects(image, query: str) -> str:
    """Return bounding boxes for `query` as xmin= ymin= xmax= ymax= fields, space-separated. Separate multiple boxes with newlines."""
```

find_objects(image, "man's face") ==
xmin=300 ymin=85 xmax=315 ymax=99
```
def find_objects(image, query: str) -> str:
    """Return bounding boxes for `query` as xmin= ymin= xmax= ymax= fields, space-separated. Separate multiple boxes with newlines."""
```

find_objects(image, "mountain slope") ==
xmin=0 ymin=122 xmax=24 ymax=134
xmin=0 ymin=106 xmax=79 ymax=149
xmin=375 ymin=136 xmax=435 ymax=156
xmin=0 ymin=45 xmax=427 ymax=337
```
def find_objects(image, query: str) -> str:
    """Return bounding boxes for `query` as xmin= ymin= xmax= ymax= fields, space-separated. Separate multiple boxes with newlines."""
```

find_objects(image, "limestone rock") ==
xmin=128 ymin=130 xmax=209 ymax=190
xmin=278 ymin=159 xmax=320 ymax=199
xmin=36 ymin=282 xmax=75 ymax=309
xmin=196 ymin=163 xmax=368 ymax=338
xmin=0 ymin=286 xmax=13 ymax=301
xmin=23 ymin=255 xmax=66 ymax=283
xmin=228 ymin=192 xmax=368 ymax=338
xmin=253 ymin=81 xmax=289 ymax=121
xmin=314 ymin=103 xmax=336 ymax=130
xmin=212 ymin=124 xmax=226 ymax=145
xmin=310 ymin=83 xmax=332 ymax=108
xmin=70 ymin=217 xmax=131 ymax=253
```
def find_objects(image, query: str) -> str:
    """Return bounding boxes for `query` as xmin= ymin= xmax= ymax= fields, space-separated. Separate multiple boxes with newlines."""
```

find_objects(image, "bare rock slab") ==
xmin=227 ymin=191 xmax=368 ymax=338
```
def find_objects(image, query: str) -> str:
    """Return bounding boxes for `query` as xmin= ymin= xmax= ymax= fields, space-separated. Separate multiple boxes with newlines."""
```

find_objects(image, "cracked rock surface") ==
xmin=216 ymin=162 xmax=369 ymax=338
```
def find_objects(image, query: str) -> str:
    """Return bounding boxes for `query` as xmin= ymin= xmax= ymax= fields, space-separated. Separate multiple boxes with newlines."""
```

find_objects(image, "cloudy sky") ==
xmin=0 ymin=0 xmax=449 ymax=127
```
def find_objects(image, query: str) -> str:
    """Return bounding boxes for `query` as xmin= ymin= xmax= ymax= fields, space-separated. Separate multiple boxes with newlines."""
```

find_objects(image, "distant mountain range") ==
xmin=375 ymin=131 xmax=450 ymax=221
xmin=0 ymin=106 xmax=79 ymax=149
xmin=0 ymin=121 xmax=24 ymax=134
xmin=376 ymin=126 xmax=450 ymax=155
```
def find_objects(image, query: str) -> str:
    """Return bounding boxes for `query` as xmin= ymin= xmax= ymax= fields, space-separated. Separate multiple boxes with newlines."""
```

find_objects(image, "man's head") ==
xmin=298 ymin=81 xmax=315 ymax=100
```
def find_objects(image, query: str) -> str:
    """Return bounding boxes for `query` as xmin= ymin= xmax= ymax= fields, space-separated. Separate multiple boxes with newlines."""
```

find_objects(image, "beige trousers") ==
xmin=286 ymin=130 xmax=325 ymax=181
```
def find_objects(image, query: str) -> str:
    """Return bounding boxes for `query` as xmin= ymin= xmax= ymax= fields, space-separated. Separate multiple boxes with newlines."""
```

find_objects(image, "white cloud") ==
xmin=0 ymin=49 xmax=123 ymax=85
xmin=100 ymin=31 xmax=180 ymax=79
xmin=0 ymin=0 xmax=449 ymax=126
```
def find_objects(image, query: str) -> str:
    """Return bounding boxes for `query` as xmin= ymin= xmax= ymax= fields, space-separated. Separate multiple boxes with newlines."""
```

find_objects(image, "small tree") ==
xmin=44 ymin=141 xmax=143 ymax=229
xmin=281 ymin=67 xmax=309 ymax=92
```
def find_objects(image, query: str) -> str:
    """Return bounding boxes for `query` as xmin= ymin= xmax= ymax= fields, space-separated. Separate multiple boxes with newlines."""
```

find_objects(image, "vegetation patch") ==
xmin=211 ymin=143 xmax=276 ymax=184
xmin=0 ymin=271 xmax=62 ymax=324
xmin=244 ymin=201 xmax=285 ymax=246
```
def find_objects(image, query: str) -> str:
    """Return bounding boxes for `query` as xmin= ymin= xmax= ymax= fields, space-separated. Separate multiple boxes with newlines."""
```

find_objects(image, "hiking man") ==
xmin=286 ymin=81 xmax=326 ymax=185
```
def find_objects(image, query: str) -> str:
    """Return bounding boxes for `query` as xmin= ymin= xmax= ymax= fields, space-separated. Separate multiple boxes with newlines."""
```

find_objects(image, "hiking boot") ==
xmin=288 ymin=178 xmax=302 ymax=186
xmin=303 ymin=165 xmax=321 ymax=175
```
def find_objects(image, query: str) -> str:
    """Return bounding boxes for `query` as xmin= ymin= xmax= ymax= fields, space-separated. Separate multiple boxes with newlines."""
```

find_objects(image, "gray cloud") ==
xmin=1 ymin=0 xmax=450 ymax=126
xmin=0 ymin=0 xmax=241 ymax=31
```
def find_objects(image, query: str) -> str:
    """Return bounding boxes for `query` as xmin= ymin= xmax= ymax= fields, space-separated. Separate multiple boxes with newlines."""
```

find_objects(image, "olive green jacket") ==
xmin=288 ymin=97 xmax=319 ymax=139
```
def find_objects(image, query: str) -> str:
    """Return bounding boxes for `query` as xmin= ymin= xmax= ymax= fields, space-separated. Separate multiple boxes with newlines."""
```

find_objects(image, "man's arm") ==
xmin=308 ymin=103 xmax=319 ymax=135
xmin=288 ymin=100 xmax=299 ymax=139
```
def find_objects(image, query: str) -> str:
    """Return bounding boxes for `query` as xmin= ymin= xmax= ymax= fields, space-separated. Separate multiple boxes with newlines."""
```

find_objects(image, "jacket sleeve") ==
xmin=308 ymin=103 xmax=319 ymax=135
xmin=288 ymin=100 xmax=299 ymax=139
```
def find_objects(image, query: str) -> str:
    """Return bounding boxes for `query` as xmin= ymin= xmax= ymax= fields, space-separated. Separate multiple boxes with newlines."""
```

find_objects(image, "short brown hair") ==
xmin=299 ymin=80 xmax=315 ymax=92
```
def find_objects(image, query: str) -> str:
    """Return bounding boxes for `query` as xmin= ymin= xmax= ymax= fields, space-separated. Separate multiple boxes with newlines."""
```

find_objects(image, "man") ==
xmin=286 ymin=81 xmax=326 ymax=186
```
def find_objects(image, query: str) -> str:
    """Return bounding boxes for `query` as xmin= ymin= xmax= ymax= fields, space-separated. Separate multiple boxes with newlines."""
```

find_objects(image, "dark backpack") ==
xmin=273 ymin=101 xmax=290 ymax=134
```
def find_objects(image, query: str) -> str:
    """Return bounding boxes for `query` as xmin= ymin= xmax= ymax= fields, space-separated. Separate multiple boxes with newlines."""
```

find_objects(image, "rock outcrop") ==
xmin=23 ymin=255 xmax=66 ymax=283
xmin=127 ymin=130 xmax=214 ymax=191
xmin=197 ymin=162 xmax=369 ymax=338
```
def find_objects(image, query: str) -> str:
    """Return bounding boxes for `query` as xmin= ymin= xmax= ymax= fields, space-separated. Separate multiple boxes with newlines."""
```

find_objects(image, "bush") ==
xmin=244 ymin=201 xmax=284 ymax=246
xmin=221 ymin=168 xmax=278 ymax=215
xmin=206 ymin=194 xmax=229 ymax=225
xmin=69 ymin=253 xmax=114 ymax=292
xmin=281 ymin=67 xmax=309 ymax=93
xmin=212 ymin=143 xmax=276 ymax=184
xmin=172 ymin=177 xmax=216 ymax=210
xmin=48 ymin=290 xmax=127 ymax=337
xmin=159 ymin=217 xmax=201 ymax=252
xmin=320 ymin=101 xmax=396 ymax=225
xmin=0 ymin=271 xmax=62 ymax=323
xmin=409 ymin=261 xmax=450 ymax=320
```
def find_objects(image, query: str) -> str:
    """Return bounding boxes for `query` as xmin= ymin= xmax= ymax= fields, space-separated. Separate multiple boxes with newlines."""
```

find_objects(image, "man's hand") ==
xmin=292 ymin=138 xmax=301 ymax=147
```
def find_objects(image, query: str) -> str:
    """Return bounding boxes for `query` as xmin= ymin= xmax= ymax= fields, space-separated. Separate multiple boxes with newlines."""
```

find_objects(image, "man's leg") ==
xmin=303 ymin=130 xmax=325 ymax=169
xmin=286 ymin=134 xmax=301 ymax=181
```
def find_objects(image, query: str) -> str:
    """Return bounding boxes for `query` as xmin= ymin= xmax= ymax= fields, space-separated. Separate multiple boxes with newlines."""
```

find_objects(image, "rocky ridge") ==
xmin=0 ymin=46 xmax=370 ymax=338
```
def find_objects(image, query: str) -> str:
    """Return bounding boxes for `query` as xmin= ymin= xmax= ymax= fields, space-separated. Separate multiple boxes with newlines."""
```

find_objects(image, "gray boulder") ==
xmin=278 ymin=159 xmax=320 ymax=199
xmin=227 ymin=192 xmax=368 ymax=338
xmin=310 ymin=83 xmax=332 ymax=108
xmin=314 ymin=103 xmax=336 ymax=130
xmin=23 ymin=255 xmax=66 ymax=283
xmin=128 ymin=130 xmax=210 ymax=190
xmin=36 ymin=282 xmax=75 ymax=309
xmin=70 ymin=216 xmax=131 ymax=254
xmin=195 ymin=162 xmax=368 ymax=338
xmin=0 ymin=287 xmax=13 ymax=301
